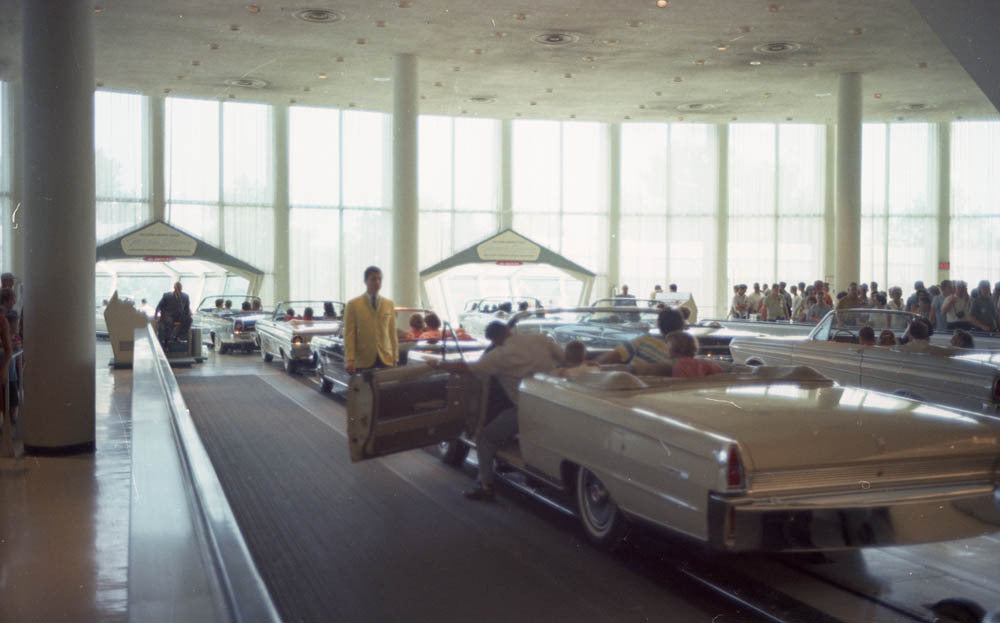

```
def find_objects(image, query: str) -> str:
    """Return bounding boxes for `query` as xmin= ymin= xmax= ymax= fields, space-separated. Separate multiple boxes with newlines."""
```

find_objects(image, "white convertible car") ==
xmin=729 ymin=309 xmax=1000 ymax=415
xmin=255 ymin=300 xmax=344 ymax=373
xmin=347 ymin=363 xmax=1000 ymax=552
xmin=193 ymin=295 xmax=267 ymax=353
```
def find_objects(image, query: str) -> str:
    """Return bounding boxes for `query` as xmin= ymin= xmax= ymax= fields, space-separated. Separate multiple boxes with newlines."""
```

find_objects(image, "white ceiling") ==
xmin=1 ymin=0 xmax=997 ymax=123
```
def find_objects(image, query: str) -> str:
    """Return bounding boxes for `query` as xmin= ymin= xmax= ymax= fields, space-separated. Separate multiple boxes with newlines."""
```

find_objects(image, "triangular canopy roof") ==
xmin=96 ymin=219 xmax=264 ymax=294
xmin=419 ymin=229 xmax=595 ymax=280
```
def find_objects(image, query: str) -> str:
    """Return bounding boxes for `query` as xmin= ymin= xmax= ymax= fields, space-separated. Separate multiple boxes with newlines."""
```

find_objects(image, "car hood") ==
xmin=618 ymin=381 xmax=1000 ymax=472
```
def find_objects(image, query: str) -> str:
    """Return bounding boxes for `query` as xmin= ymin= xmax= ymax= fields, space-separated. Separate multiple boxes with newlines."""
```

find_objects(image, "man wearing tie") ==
xmin=155 ymin=281 xmax=192 ymax=344
xmin=344 ymin=266 xmax=398 ymax=374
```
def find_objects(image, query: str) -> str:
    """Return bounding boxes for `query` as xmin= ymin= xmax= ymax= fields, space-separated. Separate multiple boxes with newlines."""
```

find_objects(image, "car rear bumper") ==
xmin=708 ymin=484 xmax=1000 ymax=551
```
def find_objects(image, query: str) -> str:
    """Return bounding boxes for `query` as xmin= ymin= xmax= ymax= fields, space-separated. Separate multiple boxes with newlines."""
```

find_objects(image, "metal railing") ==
xmin=1 ymin=349 xmax=24 ymax=458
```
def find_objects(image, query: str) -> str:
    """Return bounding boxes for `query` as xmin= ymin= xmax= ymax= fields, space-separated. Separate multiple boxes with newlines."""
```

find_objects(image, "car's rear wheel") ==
xmin=575 ymin=466 xmax=629 ymax=550
xmin=439 ymin=439 xmax=470 ymax=466
xmin=260 ymin=341 xmax=273 ymax=362
xmin=282 ymin=351 xmax=297 ymax=374
xmin=316 ymin=361 xmax=333 ymax=392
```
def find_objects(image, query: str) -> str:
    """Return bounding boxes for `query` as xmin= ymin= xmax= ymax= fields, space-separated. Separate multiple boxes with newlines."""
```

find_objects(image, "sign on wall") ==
xmin=476 ymin=230 xmax=541 ymax=262
xmin=120 ymin=222 xmax=198 ymax=257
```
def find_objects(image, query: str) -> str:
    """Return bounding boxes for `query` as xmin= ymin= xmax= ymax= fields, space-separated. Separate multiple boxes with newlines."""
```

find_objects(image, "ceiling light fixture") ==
xmin=493 ymin=31 xmax=508 ymax=38
xmin=602 ymin=39 xmax=619 ymax=46
xmin=533 ymin=32 xmax=579 ymax=46
xmin=294 ymin=9 xmax=344 ymax=23
xmin=749 ymin=60 xmax=761 ymax=66
xmin=582 ymin=56 xmax=595 ymax=63
xmin=874 ymin=93 xmax=882 ymax=98
xmin=94 ymin=7 xmax=104 ymax=14
xmin=318 ymin=73 xmax=327 ymax=79
xmin=848 ymin=27 xmax=864 ymax=36
xmin=466 ymin=96 xmax=496 ymax=103
xmin=716 ymin=44 xmax=728 ymax=51
xmin=248 ymin=5 xmax=261 ymax=14
xmin=677 ymin=102 xmax=715 ymax=111
xmin=695 ymin=59 xmax=705 ymax=66
xmin=656 ymin=0 xmax=668 ymax=7
xmin=225 ymin=77 xmax=269 ymax=89
xmin=752 ymin=41 xmax=801 ymax=54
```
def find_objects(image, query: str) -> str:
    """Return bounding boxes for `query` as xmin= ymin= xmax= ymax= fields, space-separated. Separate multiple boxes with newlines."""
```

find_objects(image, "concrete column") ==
xmin=391 ymin=53 xmax=419 ymax=306
xmin=149 ymin=95 xmax=166 ymax=221
xmin=823 ymin=124 xmax=836 ymax=282
xmin=22 ymin=0 xmax=96 ymax=452
xmin=834 ymin=72 xmax=863 ymax=291
xmin=273 ymin=105 xmax=290 ymax=302
xmin=607 ymin=123 xmax=621 ymax=295
xmin=500 ymin=119 xmax=513 ymax=230
xmin=715 ymin=124 xmax=729 ymax=319
xmin=936 ymin=122 xmax=951 ymax=283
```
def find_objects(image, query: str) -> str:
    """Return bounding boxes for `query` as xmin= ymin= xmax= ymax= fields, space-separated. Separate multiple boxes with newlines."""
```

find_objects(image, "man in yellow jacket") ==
xmin=344 ymin=266 xmax=398 ymax=374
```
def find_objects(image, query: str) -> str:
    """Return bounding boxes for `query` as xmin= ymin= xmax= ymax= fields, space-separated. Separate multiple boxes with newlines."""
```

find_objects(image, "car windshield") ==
xmin=272 ymin=300 xmax=344 ymax=321
xmin=813 ymin=309 xmax=916 ymax=341
xmin=198 ymin=295 xmax=263 ymax=314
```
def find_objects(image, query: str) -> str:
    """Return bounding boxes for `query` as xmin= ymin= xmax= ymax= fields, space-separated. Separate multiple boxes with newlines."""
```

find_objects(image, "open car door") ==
xmin=347 ymin=364 xmax=479 ymax=462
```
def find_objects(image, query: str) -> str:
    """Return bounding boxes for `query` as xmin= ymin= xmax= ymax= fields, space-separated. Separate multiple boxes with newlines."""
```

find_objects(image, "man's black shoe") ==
xmin=463 ymin=486 xmax=495 ymax=502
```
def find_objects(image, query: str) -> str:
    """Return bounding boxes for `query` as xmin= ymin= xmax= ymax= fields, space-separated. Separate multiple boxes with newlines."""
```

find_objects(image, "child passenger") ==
xmin=556 ymin=340 xmax=599 ymax=378
xmin=666 ymin=332 xmax=722 ymax=378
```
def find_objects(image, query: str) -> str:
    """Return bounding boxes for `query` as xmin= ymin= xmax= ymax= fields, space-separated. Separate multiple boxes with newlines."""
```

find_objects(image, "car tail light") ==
xmin=726 ymin=444 xmax=745 ymax=491
xmin=234 ymin=321 xmax=243 ymax=333
xmin=292 ymin=336 xmax=303 ymax=345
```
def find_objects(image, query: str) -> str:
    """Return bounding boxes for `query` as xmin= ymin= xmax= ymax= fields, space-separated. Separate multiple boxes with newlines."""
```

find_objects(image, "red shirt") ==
xmin=672 ymin=357 xmax=723 ymax=378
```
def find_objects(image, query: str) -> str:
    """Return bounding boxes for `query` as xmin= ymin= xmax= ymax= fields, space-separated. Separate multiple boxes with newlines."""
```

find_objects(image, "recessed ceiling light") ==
xmin=898 ymin=103 xmax=930 ymax=111
xmin=678 ymin=116 xmax=685 ymax=121
xmin=874 ymin=93 xmax=882 ymax=99
xmin=533 ymin=32 xmax=579 ymax=46
xmin=582 ymin=56 xmax=595 ymax=63
xmin=94 ymin=7 xmax=104 ymax=14
xmin=749 ymin=60 xmax=761 ymax=66
xmin=752 ymin=41 xmax=801 ymax=54
xmin=815 ymin=92 xmax=832 ymax=97
xmin=318 ymin=73 xmax=327 ymax=79
xmin=493 ymin=31 xmax=508 ymax=38
xmin=695 ymin=59 xmax=705 ymax=66
xmin=802 ymin=61 xmax=815 ymax=67
xmin=466 ymin=96 xmax=496 ymax=103
xmin=656 ymin=0 xmax=668 ymax=7
xmin=248 ymin=5 xmax=261 ymax=14
xmin=677 ymin=102 xmax=715 ymax=111
xmin=225 ymin=77 xmax=269 ymax=89
xmin=602 ymin=39 xmax=619 ymax=46
xmin=763 ymin=92 xmax=771 ymax=99
xmin=294 ymin=9 xmax=344 ymax=23
xmin=848 ymin=27 xmax=863 ymax=36
xmin=374 ymin=76 xmax=391 ymax=82
xmin=716 ymin=44 xmax=728 ymax=51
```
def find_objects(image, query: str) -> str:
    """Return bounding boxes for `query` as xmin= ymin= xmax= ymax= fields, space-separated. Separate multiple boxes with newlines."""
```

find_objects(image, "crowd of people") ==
xmin=728 ymin=278 xmax=1000 ymax=335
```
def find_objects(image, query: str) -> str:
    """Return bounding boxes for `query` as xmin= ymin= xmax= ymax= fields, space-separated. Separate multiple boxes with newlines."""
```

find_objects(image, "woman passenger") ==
xmin=419 ymin=313 xmax=443 ymax=340
xmin=878 ymin=330 xmax=896 ymax=346
xmin=666 ymin=332 xmax=722 ymax=378
xmin=951 ymin=329 xmax=975 ymax=349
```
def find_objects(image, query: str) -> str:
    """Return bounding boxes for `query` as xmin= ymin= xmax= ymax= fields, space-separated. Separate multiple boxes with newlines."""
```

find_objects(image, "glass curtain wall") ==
xmin=95 ymin=90 xmax=150 ymax=241
xmin=0 ymin=81 xmax=7 ymax=268
xmin=620 ymin=122 xmax=718 ymax=315
xmin=289 ymin=107 xmax=392 ymax=302
xmin=165 ymin=97 xmax=276 ymax=302
xmin=512 ymin=119 xmax=610 ymax=299
xmin=861 ymin=122 xmax=938 ymax=292
xmin=418 ymin=115 xmax=500 ymax=268
xmin=951 ymin=121 xmax=1000 ymax=284
xmin=727 ymin=123 xmax=825 ymax=293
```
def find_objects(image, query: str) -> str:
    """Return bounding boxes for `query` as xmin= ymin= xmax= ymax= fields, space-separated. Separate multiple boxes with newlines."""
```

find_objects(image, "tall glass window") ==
xmin=94 ymin=90 xmax=150 ymax=241
xmin=951 ymin=121 xmax=1000 ymax=283
xmin=289 ymin=107 xmax=392 ymax=301
xmin=165 ymin=97 xmax=276 ymax=301
xmin=0 ymin=81 xmax=8 ymax=269
xmin=861 ymin=123 xmax=938 ymax=291
xmin=418 ymin=115 xmax=500 ymax=269
xmin=512 ymin=120 xmax=610 ymax=299
xmin=727 ymin=123 xmax=825 ymax=294
xmin=621 ymin=122 xmax=718 ymax=315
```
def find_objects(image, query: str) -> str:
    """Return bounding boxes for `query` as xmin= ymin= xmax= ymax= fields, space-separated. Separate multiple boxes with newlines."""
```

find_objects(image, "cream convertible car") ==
xmin=347 ymin=363 xmax=1000 ymax=552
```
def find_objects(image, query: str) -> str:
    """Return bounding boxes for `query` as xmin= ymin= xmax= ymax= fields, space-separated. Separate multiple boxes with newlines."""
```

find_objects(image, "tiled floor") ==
xmin=0 ymin=341 xmax=131 ymax=622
